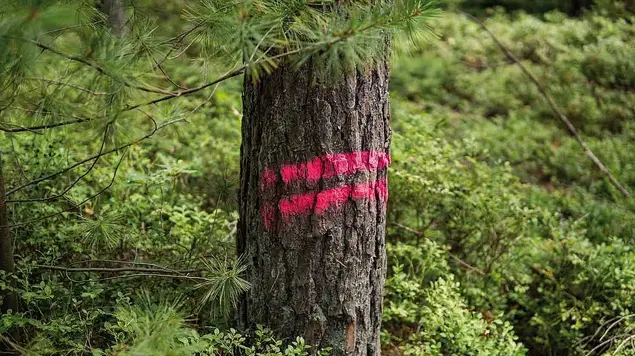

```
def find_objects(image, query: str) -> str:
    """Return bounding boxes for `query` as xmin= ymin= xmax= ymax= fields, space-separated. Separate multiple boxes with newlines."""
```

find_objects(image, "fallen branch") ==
xmin=35 ymin=265 xmax=199 ymax=274
xmin=38 ymin=265 xmax=210 ymax=284
xmin=460 ymin=11 xmax=631 ymax=198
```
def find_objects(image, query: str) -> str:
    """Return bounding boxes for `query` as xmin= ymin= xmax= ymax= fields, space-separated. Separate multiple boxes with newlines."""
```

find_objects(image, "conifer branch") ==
xmin=461 ymin=11 xmax=631 ymax=198
xmin=4 ymin=114 xmax=162 ymax=198
xmin=38 ymin=265 xmax=211 ymax=283
xmin=21 ymin=37 xmax=179 ymax=96
xmin=124 ymin=66 xmax=246 ymax=111
xmin=124 ymin=29 xmax=381 ymax=111
xmin=141 ymin=42 xmax=186 ymax=90
xmin=1 ymin=107 xmax=95 ymax=133
xmin=24 ymin=77 xmax=110 ymax=96
xmin=0 ymin=147 xmax=128 ymax=228
xmin=5 ymin=123 xmax=111 ymax=203
xmin=0 ymin=116 xmax=92 ymax=132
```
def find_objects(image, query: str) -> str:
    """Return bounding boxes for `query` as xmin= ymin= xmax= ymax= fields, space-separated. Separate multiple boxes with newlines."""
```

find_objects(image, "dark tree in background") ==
xmin=0 ymin=155 xmax=17 ymax=316
xmin=100 ymin=0 xmax=126 ymax=36
xmin=460 ymin=0 xmax=595 ymax=15
xmin=238 ymin=13 xmax=392 ymax=356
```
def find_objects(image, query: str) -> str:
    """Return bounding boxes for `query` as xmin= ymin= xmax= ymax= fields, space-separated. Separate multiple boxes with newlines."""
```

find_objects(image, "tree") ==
xmin=237 ymin=3 xmax=396 ymax=354
xmin=238 ymin=60 xmax=391 ymax=355
xmin=0 ymin=155 xmax=17 ymax=316
xmin=100 ymin=0 xmax=127 ymax=36
xmin=0 ymin=0 xmax=436 ymax=352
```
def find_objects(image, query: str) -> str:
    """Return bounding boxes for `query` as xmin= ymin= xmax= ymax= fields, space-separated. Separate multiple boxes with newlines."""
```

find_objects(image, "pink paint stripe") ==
xmin=260 ymin=168 xmax=277 ymax=191
xmin=261 ymin=151 xmax=390 ymax=190
xmin=316 ymin=185 xmax=351 ymax=213
xmin=277 ymin=178 xmax=388 ymax=221
xmin=278 ymin=192 xmax=316 ymax=218
xmin=376 ymin=178 xmax=388 ymax=201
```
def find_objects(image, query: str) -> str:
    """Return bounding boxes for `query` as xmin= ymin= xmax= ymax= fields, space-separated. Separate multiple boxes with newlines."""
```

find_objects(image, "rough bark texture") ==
xmin=237 ymin=48 xmax=391 ymax=355
xmin=0 ymin=155 xmax=17 ymax=315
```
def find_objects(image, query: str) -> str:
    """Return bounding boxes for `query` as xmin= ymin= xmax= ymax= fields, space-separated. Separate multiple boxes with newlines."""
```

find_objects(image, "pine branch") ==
xmin=140 ymin=41 xmax=187 ymax=90
xmin=24 ymin=77 xmax=110 ymax=96
xmin=1 ymin=148 xmax=127 ymax=228
xmin=124 ymin=66 xmax=246 ymax=111
xmin=65 ymin=273 xmax=210 ymax=283
xmin=5 ymin=123 xmax=111 ymax=203
xmin=4 ymin=114 xmax=163 ymax=198
xmin=38 ymin=265 xmax=211 ymax=283
xmin=1 ymin=107 xmax=96 ymax=133
xmin=68 ymin=259 xmax=187 ymax=272
xmin=460 ymin=11 xmax=631 ymax=198
xmin=0 ymin=117 xmax=92 ymax=133
xmin=21 ymin=37 xmax=179 ymax=96
xmin=124 ymin=27 xmax=383 ymax=111
xmin=0 ymin=117 xmax=182 ymax=228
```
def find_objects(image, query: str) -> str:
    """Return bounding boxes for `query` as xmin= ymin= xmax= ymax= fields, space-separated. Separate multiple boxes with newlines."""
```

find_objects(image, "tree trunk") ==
xmin=101 ymin=0 xmax=126 ymax=36
xmin=237 ymin=42 xmax=391 ymax=354
xmin=0 ymin=154 xmax=17 ymax=315
xmin=571 ymin=0 xmax=593 ymax=15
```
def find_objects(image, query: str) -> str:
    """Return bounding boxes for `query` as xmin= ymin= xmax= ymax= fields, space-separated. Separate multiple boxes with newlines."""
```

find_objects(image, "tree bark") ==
xmin=101 ymin=0 xmax=126 ymax=37
xmin=237 ymin=43 xmax=391 ymax=355
xmin=0 ymin=154 xmax=17 ymax=315
xmin=571 ymin=0 xmax=593 ymax=15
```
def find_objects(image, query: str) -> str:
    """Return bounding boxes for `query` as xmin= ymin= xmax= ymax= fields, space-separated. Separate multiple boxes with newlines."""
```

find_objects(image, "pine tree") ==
xmin=0 ymin=0 xmax=437 ymax=352
xmin=238 ymin=43 xmax=391 ymax=354
xmin=236 ymin=1 xmax=397 ymax=351
xmin=0 ymin=155 xmax=16 ymax=316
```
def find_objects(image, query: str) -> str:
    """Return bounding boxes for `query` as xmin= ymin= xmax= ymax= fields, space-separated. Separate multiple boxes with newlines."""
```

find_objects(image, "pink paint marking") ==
xmin=277 ymin=177 xmax=388 ymax=222
xmin=260 ymin=168 xmax=278 ymax=192
xmin=351 ymin=180 xmax=376 ymax=200
xmin=269 ymin=151 xmax=390 ymax=188
xmin=278 ymin=191 xmax=317 ymax=219
xmin=376 ymin=178 xmax=388 ymax=200
xmin=315 ymin=185 xmax=351 ymax=213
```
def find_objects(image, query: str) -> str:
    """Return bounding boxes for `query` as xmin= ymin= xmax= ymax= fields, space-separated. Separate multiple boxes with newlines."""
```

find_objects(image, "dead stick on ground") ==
xmin=35 ymin=265 xmax=200 ymax=274
xmin=460 ymin=11 xmax=631 ymax=198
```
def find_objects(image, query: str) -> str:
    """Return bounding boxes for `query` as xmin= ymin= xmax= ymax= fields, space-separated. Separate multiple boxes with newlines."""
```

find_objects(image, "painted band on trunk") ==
xmin=260 ymin=151 xmax=390 ymax=230
xmin=259 ymin=151 xmax=390 ymax=191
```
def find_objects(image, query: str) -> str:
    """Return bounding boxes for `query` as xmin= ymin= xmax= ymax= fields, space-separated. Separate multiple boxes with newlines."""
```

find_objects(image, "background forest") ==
xmin=0 ymin=0 xmax=634 ymax=355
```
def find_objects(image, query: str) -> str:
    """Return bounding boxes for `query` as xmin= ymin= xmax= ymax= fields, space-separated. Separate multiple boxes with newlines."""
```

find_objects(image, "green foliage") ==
xmin=388 ymin=5 xmax=635 ymax=355
xmin=383 ymin=241 xmax=526 ymax=355
xmin=1 ymin=0 xmax=634 ymax=355
xmin=196 ymin=255 xmax=251 ymax=319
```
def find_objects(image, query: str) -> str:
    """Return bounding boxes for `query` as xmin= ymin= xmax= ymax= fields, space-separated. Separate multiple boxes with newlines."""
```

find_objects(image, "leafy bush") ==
xmin=383 ymin=241 xmax=526 ymax=355
xmin=1 ymin=2 xmax=634 ymax=355
xmin=389 ymin=6 xmax=635 ymax=355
